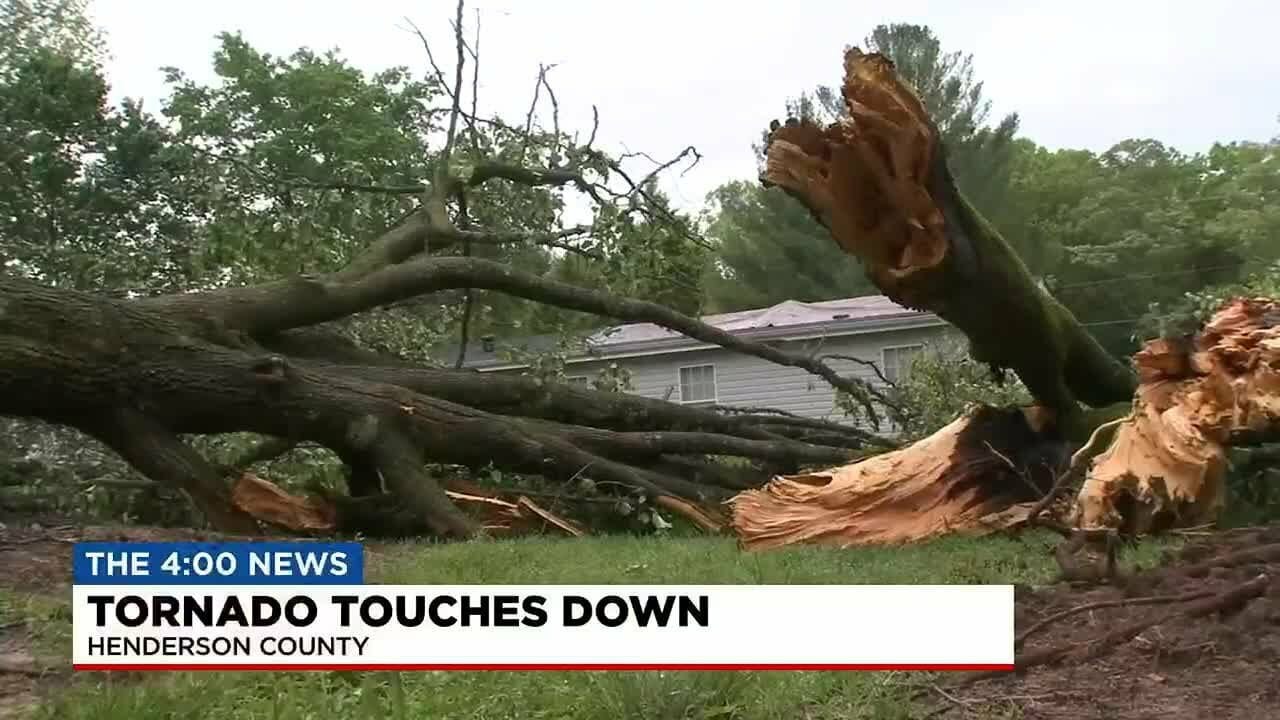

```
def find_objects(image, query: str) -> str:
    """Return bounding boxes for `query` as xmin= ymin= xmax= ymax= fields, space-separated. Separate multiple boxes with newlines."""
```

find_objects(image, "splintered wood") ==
xmin=729 ymin=406 xmax=1056 ymax=551
xmin=1071 ymin=298 xmax=1280 ymax=532
xmin=761 ymin=48 xmax=949 ymax=305
xmin=230 ymin=472 xmax=584 ymax=538
xmin=729 ymin=298 xmax=1279 ymax=550
xmin=231 ymin=472 xmax=337 ymax=532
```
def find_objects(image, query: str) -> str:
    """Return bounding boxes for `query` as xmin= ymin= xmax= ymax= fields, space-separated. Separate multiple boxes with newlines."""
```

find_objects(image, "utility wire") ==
xmin=1045 ymin=261 xmax=1251 ymax=292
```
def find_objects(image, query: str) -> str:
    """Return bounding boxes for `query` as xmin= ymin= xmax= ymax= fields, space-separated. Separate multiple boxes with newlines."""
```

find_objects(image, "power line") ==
xmin=1079 ymin=317 xmax=1148 ymax=327
xmin=1047 ymin=262 xmax=1250 ymax=292
xmin=1078 ymin=310 xmax=1213 ymax=328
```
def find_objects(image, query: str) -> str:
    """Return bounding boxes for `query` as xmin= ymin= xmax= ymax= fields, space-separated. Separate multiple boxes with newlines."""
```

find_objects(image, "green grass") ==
xmin=32 ymin=531 xmax=1180 ymax=720
xmin=0 ymin=589 xmax=72 ymax=659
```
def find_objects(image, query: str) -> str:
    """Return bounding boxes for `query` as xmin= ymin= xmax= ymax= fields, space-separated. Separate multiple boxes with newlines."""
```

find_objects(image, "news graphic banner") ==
xmin=72 ymin=541 xmax=1015 ymax=671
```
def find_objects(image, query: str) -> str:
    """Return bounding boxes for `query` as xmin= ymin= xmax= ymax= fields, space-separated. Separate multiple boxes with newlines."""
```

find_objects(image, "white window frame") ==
xmin=881 ymin=344 xmax=925 ymax=384
xmin=564 ymin=375 xmax=590 ymax=386
xmin=676 ymin=363 xmax=718 ymax=405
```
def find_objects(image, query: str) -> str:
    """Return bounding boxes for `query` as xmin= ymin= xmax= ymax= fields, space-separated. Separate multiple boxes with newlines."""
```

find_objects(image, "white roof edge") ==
xmin=475 ymin=313 xmax=948 ymax=372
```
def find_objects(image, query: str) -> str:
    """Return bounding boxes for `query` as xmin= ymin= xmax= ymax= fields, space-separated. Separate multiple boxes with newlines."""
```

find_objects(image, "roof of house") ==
xmin=442 ymin=294 xmax=942 ymax=370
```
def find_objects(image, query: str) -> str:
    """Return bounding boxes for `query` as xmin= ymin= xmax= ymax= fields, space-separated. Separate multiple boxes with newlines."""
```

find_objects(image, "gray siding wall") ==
xmin=487 ymin=325 xmax=955 ymax=426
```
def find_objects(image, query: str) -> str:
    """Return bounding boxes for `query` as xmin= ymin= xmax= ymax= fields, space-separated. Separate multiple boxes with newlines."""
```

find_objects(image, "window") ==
xmin=678 ymin=364 xmax=717 ymax=404
xmin=882 ymin=345 xmax=924 ymax=384
xmin=565 ymin=376 xmax=590 ymax=386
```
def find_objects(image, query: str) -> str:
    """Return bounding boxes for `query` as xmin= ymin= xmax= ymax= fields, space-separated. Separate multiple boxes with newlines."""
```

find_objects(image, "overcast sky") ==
xmin=87 ymin=0 xmax=1279 ymax=213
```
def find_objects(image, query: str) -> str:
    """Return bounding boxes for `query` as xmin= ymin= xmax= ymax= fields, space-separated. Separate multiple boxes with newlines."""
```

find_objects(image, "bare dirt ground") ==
xmin=938 ymin=525 xmax=1280 ymax=720
xmin=2 ymin=519 xmax=1278 ymax=720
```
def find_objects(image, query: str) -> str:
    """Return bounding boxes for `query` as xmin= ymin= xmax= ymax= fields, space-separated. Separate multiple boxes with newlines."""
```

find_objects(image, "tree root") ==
xmin=950 ymin=573 xmax=1270 ymax=690
xmin=1015 ymin=573 xmax=1269 ymax=670
xmin=1014 ymin=587 xmax=1219 ymax=650
xmin=1163 ymin=542 xmax=1280 ymax=579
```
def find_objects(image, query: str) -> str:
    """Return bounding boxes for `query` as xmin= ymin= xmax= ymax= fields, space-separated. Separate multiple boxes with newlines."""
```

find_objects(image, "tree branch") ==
xmin=369 ymin=430 xmax=478 ymax=537
xmin=85 ymin=409 xmax=260 ymax=534
xmin=192 ymin=257 xmax=887 ymax=425
xmin=466 ymin=161 xmax=606 ymax=204
xmin=432 ymin=225 xmax=599 ymax=258
xmin=523 ymin=419 xmax=857 ymax=467
xmin=253 ymin=342 xmax=889 ymax=451
xmin=439 ymin=0 xmax=467 ymax=168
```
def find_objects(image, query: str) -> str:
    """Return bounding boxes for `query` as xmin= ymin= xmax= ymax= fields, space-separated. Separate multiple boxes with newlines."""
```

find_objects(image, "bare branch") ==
xmin=467 ymin=160 xmax=606 ymax=205
xmin=818 ymin=353 xmax=895 ymax=388
xmin=521 ymin=64 xmax=544 ymax=158
xmin=439 ymin=0 xmax=467 ymax=169
xmin=634 ymin=145 xmax=701 ymax=191
xmin=467 ymin=7 xmax=481 ymax=156
xmin=402 ymin=18 xmax=453 ymax=103
xmin=539 ymin=64 xmax=562 ymax=165
xmin=586 ymin=105 xmax=600 ymax=149
xmin=595 ymin=150 xmax=712 ymax=250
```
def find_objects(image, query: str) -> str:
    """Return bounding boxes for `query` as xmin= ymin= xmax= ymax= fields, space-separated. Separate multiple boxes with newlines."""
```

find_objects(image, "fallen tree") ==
xmin=730 ymin=48 xmax=1278 ymax=548
xmin=0 ymin=4 xmax=895 ymax=537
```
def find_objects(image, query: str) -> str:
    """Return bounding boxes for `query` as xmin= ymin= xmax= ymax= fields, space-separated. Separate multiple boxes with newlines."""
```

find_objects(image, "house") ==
xmin=448 ymin=295 xmax=952 ymax=426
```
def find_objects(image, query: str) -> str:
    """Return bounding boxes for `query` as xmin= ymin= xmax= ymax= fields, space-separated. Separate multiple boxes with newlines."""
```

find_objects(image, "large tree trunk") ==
xmin=729 ymin=49 xmax=1276 ymax=549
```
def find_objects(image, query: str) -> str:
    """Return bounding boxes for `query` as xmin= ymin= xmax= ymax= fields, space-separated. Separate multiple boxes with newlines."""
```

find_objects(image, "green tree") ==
xmin=703 ymin=23 xmax=1018 ymax=312
xmin=701 ymin=180 xmax=878 ymax=312
xmin=880 ymin=339 xmax=1032 ymax=441
xmin=998 ymin=129 xmax=1279 ymax=356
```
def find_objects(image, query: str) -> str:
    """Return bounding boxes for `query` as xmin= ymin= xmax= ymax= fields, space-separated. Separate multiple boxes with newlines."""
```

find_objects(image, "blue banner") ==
xmin=72 ymin=541 xmax=364 ymax=585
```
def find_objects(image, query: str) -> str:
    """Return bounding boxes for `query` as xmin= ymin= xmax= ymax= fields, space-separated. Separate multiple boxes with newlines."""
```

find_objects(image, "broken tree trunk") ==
xmin=759 ymin=48 xmax=1135 ymax=433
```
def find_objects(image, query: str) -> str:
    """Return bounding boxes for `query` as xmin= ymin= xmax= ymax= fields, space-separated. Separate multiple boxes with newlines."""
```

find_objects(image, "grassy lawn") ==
xmin=19 ymin=530 xmax=1178 ymax=720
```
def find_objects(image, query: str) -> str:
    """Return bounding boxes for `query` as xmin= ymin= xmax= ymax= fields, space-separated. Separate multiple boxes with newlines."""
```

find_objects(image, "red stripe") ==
xmin=73 ymin=663 xmax=1013 ymax=672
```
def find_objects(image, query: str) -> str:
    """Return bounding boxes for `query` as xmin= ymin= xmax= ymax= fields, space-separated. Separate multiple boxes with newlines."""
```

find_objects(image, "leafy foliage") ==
xmin=1003 ymin=132 xmax=1280 ymax=355
xmin=883 ymin=339 xmax=1032 ymax=441
xmin=700 ymin=181 xmax=878 ymax=312
xmin=156 ymin=34 xmax=442 ymax=285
